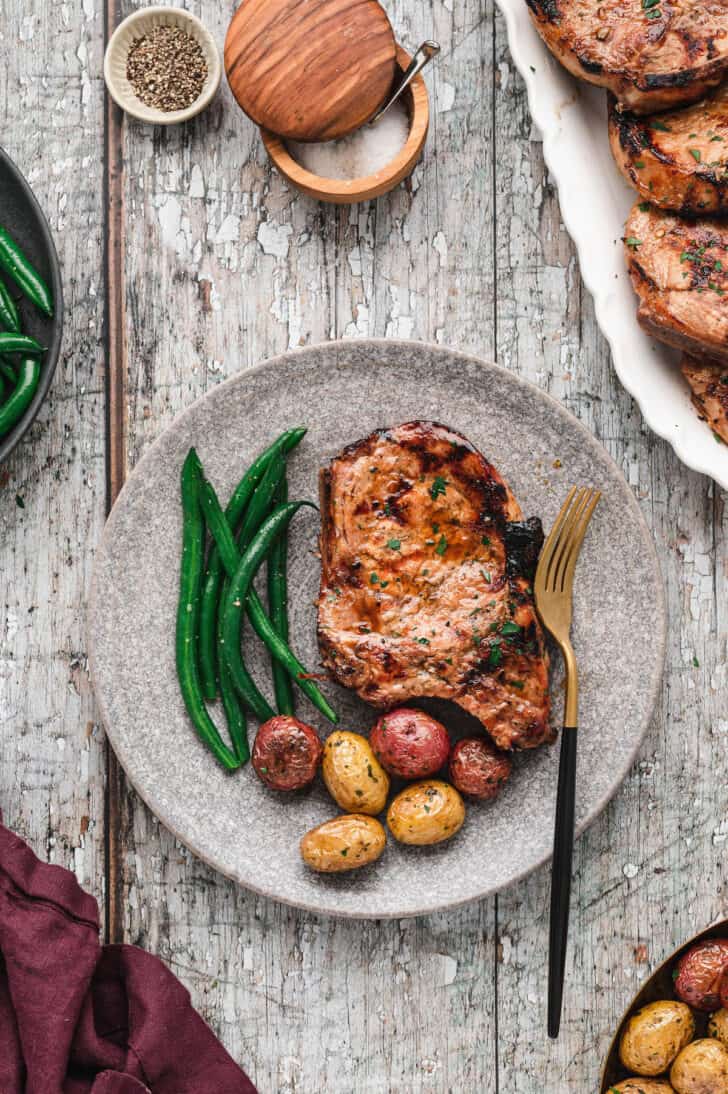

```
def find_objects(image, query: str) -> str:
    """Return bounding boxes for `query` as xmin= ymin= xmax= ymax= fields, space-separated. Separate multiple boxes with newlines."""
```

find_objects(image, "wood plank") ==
xmin=0 ymin=0 xmax=107 ymax=902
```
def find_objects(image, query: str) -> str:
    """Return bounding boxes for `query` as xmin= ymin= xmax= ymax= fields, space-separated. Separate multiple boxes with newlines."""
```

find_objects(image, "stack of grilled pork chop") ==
xmin=526 ymin=0 xmax=728 ymax=444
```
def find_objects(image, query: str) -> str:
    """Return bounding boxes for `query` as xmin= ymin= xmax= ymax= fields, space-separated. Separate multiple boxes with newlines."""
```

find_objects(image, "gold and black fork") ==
xmin=534 ymin=486 xmax=601 ymax=1039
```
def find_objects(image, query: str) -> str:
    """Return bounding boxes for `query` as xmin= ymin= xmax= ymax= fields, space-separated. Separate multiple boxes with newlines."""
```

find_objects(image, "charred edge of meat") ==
xmin=627 ymin=258 xmax=659 ymax=294
xmin=610 ymin=105 xmax=652 ymax=159
xmin=503 ymin=518 xmax=544 ymax=582
xmin=643 ymin=66 xmax=715 ymax=91
xmin=318 ymin=467 xmax=333 ymax=579
xmin=525 ymin=0 xmax=561 ymax=22
xmin=576 ymin=53 xmax=603 ymax=76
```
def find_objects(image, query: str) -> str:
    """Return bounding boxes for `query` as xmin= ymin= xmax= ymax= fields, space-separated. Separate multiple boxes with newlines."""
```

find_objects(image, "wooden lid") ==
xmin=224 ymin=0 xmax=397 ymax=142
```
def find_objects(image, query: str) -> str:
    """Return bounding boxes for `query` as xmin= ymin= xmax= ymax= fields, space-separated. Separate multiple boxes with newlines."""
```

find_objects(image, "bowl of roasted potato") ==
xmin=601 ymin=921 xmax=728 ymax=1093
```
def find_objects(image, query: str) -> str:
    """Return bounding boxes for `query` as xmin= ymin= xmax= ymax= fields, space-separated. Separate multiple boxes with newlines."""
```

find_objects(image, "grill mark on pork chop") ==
xmin=318 ymin=422 xmax=553 ymax=752
xmin=624 ymin=202 xmax=728 ymax=364
xmin=526 ymin=0 xmax=728 ymax=114
xmin=609 ymin=85 xmax=728 ymax=214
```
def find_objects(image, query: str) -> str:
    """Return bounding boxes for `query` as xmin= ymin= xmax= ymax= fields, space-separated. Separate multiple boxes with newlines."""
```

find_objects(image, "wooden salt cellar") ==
xmin=224 ymin=0 xmax=397 ymax=142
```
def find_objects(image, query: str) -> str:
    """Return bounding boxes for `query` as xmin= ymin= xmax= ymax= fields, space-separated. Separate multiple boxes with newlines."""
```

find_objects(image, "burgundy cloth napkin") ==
xmin=0 ymin=820 xmax=257 ymax=1094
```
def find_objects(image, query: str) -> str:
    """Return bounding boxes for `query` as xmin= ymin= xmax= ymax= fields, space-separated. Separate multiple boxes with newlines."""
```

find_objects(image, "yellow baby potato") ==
xmin=670 ymin=1038 xmax=728 ymax=1094
xmin=707 ymin=1009 xmax=728 ymax=1049
xmin=387 ymin=779 xmax=465 ymax=846
xmin=619 ymin=1001 xmax=695 ymax=1077
xmin=322 ymin=730 xmax=390 ymax=814
xmin=300 ymin=814 xmax=386 ymax=873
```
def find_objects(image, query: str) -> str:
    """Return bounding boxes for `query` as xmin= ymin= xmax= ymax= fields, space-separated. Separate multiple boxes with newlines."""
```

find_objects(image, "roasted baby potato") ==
xmin=252 ymin=715 xmax=323 ymax=791
xmin=670 ymin=1038 xmax=728 ymax=1094
xmin=610 ymin=1081 xmax=676 ymax=1093
xmin=449 ymin=736 xmax=512 ymax=800
xmin=708 ymin=1008 xmax=728 ymax=1049
xmin=370 ymin=707 xmax=451 ymax=780
xmin=300 ymin=814 xmax=386 ymax=873
xmin=674 ymin=940 xmax=728 ymax=1012
xmin=322 ymin=730 xmax=390 ymax=814
xmin=386 ymin=780 xmax=465 ymax=846
xmin=619 ymin=1000 xmax=695 ymax=1077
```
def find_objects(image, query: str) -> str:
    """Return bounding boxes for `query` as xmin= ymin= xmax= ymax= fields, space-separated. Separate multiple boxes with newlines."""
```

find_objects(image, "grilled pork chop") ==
xmin=526 ymin=0 xmax=728 ymax=114
xmin=609 ymin=84 xmax=728 ymax=214
xmin=318 ymin=422 xmax=552 ymax=752
xmin=624 ymin=202 xmax=728 ymax=363
xmin=682 ymin=355 xmax=728 ymax=441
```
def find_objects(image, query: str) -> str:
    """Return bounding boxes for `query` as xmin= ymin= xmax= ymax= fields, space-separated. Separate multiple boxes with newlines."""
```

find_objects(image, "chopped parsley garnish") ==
xmin=386 ymin=538 xmax=401 ymax=550
xmin=625 ymin=236 xmax=642 ymax=250
xmin=501 ymin=621 xmax=522 ymax=637
xmin=435 ymin=534 xmax=448 ymax=556
xmin=487 ymin=641 xmax=503 ymax=669
xmin=688 ymin=148 xmax=701 ymax=163
xmin=430 ymin=475 xmax=448 ymax=500
xmin=481 ymin=569 xmax=492 ymax=584
xmin=481 ymin=535 xmax=491 ymax=546
xmin=651 ymin=120 xmax=670 ymax=132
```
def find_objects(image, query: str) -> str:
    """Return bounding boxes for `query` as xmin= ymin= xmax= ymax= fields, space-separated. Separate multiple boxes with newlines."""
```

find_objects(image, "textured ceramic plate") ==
xmin=495 ymin=0 xmax=728 ymax=491
xmin=0 ymin=147 xmax=64 ymax=463
xmin=89 ymin=341 xmax=665 ymax=918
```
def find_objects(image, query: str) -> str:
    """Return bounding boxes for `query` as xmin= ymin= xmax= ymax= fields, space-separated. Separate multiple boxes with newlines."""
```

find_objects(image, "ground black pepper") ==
xmin=126 ymin=25 xmax=207 ymax=113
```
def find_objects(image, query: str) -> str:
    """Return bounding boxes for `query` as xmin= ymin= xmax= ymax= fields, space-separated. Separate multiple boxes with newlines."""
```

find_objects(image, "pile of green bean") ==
xmin=0 ymin=226 xmax=54 ymax=437
xmin=176 ymin=431 xmax=338 ymax=771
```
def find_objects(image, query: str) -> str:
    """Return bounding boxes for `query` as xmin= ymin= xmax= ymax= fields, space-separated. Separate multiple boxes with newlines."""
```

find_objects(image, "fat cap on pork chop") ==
xmin=317 ymin=421 xmax=553 ymax=752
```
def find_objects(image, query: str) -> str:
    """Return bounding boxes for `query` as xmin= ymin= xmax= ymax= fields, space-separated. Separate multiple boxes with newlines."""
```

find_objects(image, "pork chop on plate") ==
xmin=317 ymin=422 xmax=553 ymax=752
xmin=624 ymin=202 xmax=728 ymax=364
xmin=526 ymin=0 xmax=728 ymax=114
xmin=682 ymin=355 xmax=728 ymax=442
xmin=609 ymin=84 xmax=728 ymax=215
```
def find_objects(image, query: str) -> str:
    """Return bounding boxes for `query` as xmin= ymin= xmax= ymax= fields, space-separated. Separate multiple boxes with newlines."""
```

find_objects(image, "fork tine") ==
xmin=553 ymin=492 xmax=599 ymax=595
xmin=545 ymin=487 xmax=591 ymax=591
xmin=539 ymin=485 xmax=578 ymax=567
xmin=537 ymin=486 xmax=580 ymax=590
xmin=556 ymin=490 xmax=601 ymax=593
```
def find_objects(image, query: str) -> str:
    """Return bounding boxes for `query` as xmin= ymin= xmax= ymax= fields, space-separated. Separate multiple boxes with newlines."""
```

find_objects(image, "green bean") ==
xmin=0 ymin=359 xmax=40 ymax=436
xmin=176 ymin=449 xmax=240 ymax=771
xmin=215 ymin=500 xmax=339 ymax=725
xmin=268 ymin=478 xmax=295 ymax=715
xmin=199 ymin=454 xmax=284 ymax=700
xmin=0 ymin=358 xmax=16 ymax=385
xmin=198 ymin=427 xmax=306 ymax=699
xmin=0 ymin=279 xmax=20 ymax=332
xmin=200 ymin=476 xmax=275 ymax=723
xmin=0 ymin=227 xmax=53 ymax=318
xmin=0 ymin=332 xmax=42 ymax=355
xmin=245 ymin=594 xmax=337 ymax=723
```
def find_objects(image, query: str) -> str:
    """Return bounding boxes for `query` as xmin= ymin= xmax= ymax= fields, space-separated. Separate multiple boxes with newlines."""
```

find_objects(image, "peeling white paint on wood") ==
xmin=1 ymin=0 xmax=727 ymax=1090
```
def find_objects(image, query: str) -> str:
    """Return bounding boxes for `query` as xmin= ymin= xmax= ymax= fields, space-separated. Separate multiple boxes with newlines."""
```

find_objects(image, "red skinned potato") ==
xmin=370 ymin=707 xmax=450 ymax=780
xmin=449 ymin=737 xmax=512 ymax=801
xmin=674 ymin=940 xmax=728 ymax=1012
xmin=252 ymin=715 xmax=323 ymax=791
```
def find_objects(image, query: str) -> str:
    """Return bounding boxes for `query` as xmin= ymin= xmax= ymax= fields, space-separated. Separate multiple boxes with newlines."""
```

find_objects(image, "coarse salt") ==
xmin=287 ymin=100 xmax=410 ymax=181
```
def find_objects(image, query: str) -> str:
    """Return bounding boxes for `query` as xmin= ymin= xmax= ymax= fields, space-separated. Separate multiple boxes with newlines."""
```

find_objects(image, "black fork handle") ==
xmin=547 ymin=725 xmax=578 ymax=1039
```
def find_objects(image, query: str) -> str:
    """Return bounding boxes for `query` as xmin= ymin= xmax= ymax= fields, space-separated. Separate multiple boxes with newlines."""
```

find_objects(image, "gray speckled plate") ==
xmin=88 ymin=340 xmax=665 ymax=919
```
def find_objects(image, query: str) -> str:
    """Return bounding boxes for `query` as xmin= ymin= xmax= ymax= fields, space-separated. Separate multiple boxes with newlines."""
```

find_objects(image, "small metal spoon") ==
xmin=370 ymin=41 xmax=440 ymax=124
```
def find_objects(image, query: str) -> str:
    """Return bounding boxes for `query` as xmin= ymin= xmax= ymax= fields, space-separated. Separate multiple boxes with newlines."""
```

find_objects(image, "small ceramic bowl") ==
xmin=600 ymin=918 xmax=728 ymax=1091
xmin=104 ymin=6 xmax=221 ymax=125
xmin=262 ymin=46 xmax=429 ymax=204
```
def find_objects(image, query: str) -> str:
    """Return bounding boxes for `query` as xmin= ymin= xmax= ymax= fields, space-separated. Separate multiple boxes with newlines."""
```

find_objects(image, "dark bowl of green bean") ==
xmin=0 ymin=146 xmax=63 ymax=463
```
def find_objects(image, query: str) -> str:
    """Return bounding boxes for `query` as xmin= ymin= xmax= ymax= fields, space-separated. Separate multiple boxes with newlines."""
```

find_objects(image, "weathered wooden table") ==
xmin=2 ymin=0 xmax=726 ymax=1089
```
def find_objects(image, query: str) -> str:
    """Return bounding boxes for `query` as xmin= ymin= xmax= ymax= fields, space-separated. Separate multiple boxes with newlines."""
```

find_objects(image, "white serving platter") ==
xmin=496 ymin=0 xmax=728 ymax=491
